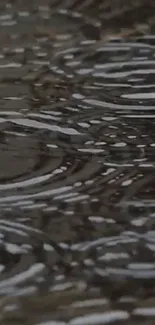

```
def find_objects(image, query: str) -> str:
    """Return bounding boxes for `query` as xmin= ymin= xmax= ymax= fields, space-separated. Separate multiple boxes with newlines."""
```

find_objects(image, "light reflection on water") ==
xmin=0 ymin=0 xmax=155 ymax=324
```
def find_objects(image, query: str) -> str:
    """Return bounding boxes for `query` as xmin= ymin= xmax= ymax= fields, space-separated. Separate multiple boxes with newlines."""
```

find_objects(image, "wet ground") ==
xmin=1 ymin=0 xmax=155 ymax=324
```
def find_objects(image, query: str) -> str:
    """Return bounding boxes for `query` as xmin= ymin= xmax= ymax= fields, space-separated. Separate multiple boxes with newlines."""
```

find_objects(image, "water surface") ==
xmin=0 ymin=1 xmax=155 ymax=324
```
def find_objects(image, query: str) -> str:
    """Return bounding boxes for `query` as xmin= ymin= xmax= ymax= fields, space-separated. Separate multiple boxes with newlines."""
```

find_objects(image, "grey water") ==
xmin=0 ymin=0 xmax=155 ymax=324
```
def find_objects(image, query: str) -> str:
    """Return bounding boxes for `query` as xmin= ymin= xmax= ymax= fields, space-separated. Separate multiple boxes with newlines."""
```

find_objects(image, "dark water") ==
xmin=1 ymin=1 xmax=155 ymax=324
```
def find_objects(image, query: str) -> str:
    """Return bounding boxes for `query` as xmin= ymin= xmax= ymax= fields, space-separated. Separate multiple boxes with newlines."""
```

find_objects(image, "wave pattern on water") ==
xmin=0 ymin=0 xmax=155 ymax=324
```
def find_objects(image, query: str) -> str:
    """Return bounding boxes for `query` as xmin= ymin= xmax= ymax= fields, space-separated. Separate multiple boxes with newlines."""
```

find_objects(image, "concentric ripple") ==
xmin=0 ymin=0 xmax=155 ymax=324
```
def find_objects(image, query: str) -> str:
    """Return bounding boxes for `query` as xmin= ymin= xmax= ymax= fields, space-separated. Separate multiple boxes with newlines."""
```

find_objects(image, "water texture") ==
xmin=0 ymin=0 xmax=155 ymax=324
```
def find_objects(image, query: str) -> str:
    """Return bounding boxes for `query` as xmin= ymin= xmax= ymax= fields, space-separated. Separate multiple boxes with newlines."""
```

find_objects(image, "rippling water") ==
xmin=1 ymin=0 xmax=155 ymax=324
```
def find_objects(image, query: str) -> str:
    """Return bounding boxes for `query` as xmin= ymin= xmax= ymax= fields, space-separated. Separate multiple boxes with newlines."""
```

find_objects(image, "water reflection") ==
xmin=0 ymin=0 xmax=155 ymax=324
